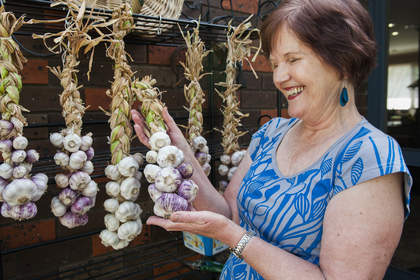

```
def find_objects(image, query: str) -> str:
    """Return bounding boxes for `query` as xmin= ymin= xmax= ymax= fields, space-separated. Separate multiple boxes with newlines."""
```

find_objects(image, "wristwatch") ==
xmin=229 ymin=231 xmax=255 ymax=259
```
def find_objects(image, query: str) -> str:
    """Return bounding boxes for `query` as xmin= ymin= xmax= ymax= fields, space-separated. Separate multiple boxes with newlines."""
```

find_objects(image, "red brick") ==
xmin=84 ymin=88 xmax=110 ymax=111
xmin=243 ymin=55 xmax=272 ymax=73
xmin=222 ymin=0 xmax=258 ymax=14
xmin=153 ymin=261 xmax=190 ymax=280
xmin=22 ymin=59 xmax=48 ymax=84
xmin=148 ymin=45 xmax=177 ymax=65
xmin=260 ymin=109 xmax=278 ymax=125
xmin=0 ymin=218 xmax=55 ymax=249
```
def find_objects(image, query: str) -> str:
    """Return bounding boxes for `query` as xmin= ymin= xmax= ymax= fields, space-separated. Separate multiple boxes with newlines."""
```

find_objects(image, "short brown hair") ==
xmin=261 ymin=0 xmax=377 ymax=89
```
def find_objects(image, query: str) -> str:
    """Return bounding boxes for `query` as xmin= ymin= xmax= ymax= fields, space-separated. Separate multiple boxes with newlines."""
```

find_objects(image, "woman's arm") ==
xmin=157 ymin=172 xmax=404 ymax=280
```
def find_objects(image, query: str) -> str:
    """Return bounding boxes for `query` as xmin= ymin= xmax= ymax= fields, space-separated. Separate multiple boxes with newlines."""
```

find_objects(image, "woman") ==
xmin=131 ymin=0 xmax=413 ymax=279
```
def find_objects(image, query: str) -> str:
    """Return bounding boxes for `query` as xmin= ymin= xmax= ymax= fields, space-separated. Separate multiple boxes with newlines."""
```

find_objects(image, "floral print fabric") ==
xmin=220 ymin=117 xmax=412 ymax=280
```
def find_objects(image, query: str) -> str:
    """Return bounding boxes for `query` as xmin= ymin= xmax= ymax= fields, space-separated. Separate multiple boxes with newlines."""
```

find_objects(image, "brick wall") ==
xmin=0 ymin=1 xmax=278 ymax=279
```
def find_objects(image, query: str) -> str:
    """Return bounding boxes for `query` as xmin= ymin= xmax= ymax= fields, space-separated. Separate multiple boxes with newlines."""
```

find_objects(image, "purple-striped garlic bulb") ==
xmin=49 ymin=130 xmax=98 ymax=228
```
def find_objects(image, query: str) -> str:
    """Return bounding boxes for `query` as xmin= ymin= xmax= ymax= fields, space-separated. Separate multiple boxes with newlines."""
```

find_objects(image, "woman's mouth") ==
xmin=285 ymin=86 xmax=304 ymax=100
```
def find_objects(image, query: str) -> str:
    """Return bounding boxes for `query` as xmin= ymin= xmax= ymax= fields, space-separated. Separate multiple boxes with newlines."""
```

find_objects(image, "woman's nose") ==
xmin=273 ymin=66 xmax=290 ymax=85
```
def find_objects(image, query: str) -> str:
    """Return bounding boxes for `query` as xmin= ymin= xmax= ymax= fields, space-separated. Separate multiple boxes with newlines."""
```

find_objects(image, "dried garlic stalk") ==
xmin=100 ymin=3 xmax=143 ymax=251
xmin=31 ymin=0 xmax=109 ymax=228
xmin=216 ymin=16 xmax=260 ymax=191
xmin=0 ymin=6 xmax=48 ymax=221
xmin=179 ymin=23 xmax=211 ymax=176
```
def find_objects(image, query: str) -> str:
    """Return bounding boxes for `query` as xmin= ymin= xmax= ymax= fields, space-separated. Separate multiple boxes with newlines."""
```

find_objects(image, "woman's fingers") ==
xmin=162 ymin=107 xmax=182 ymax=135
xmin=131 ymin=109 xmax=151 ymax=149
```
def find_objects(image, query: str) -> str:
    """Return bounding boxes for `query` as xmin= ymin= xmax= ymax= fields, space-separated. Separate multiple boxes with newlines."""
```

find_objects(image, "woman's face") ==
xmin=270 ymin=24 xmax=343 ymax=121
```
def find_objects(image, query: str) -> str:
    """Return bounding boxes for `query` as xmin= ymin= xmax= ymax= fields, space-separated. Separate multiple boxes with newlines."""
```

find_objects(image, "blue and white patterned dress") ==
xmin=220 ymin=117 xmax=412 ymax=280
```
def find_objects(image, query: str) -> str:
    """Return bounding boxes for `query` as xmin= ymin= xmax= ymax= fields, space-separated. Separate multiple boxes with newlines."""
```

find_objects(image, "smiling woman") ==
xmin=131 ymin=0 xmax=413 ymax=279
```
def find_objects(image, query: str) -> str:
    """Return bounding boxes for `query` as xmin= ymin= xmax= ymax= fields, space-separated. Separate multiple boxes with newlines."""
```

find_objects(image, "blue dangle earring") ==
xmin=340 ymin=87 xmax=349 ymax=107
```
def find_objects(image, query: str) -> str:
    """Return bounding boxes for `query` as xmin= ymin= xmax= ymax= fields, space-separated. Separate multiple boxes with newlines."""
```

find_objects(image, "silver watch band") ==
xmin=230 ymin=231 xmax=255 ymax=259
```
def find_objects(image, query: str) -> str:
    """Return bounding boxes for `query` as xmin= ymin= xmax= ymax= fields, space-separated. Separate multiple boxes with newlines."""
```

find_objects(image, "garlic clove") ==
xmin=51 ymin=196 xmax=67 ymax=217
xmin=63 ymin=134 xmax=82 ymax=153
xmin=3 ymin=179 xmax=37 ymax=206
xmin=50 ymin=132 xmax=64 ymax=148
xmin=117 ymin=156 xmax=139 ymax=177
xmin=13 ymin=136 xmax=28 ymax=150
xmin=104 ymin=214 xmax=120 ymax=232
xmin=104 ymin=164 xmax=121 ymax=181
xmin=156 ymin=146 xmax=184 ymax=168
xmin=149 ymin=131 xmax=171 ymax=151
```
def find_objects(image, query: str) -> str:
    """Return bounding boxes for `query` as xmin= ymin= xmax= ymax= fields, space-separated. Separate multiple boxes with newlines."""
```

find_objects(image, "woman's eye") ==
xmin=289 ymin=58 xmax=300 ymax=63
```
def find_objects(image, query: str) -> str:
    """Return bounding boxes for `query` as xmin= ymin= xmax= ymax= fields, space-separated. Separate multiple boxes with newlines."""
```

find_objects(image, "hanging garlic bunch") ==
xmin=216 ymin=16 xmax=260 ymax=192
xmin=134 ymin=76 xmax=199 ymax=219
xmin=30 ymin=1 xmax=108 ymax=228
xmin=179 ymin=23 xmax=212 ymax=177
xmin=0 ymin=7 xmax=48 ymax=220
xmin=99 ymin=4 xmax=144 ymax=250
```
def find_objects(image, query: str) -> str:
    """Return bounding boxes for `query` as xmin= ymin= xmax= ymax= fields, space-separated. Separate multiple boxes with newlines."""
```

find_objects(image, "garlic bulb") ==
xmin=195 ymin=151 xmax=207 ymax=165
xmin=156 ymin=193 xmax=188 ymax=214
xmin=12 ymin=136 xmax=28 ymax=150
xmin=80 ymin=135 xmax=93 ymax=151
xmin=0 ymin=139 xmax=12 ymax=153
xmin=192 ymin=136 xmax=207 ymax=151
xmin=59 ymin=212 xmax=88 ymax=228
xmin=117 ymin=219 xmax=142 ymax=241
xmin=132 ymin=152 xmax=144 ymax=166
xmin=50 ymin=132 xmax=64 ymax=148
xmin=134 ymin=171 xmax=142 ymax=181
xmin=149 ymin=131 xmax=171 ymax=151
xmin=120 ymin=177 xmax=141 ymax=201
xmin=54 ymin=152 xmax=69 ymax=168
xmin=33 ymin=173 xmax=48 ymax=187
xmin=115 ymin=201 xmax=142 ymax=223
xmin=69 ymin=151 xmax=87 ymax=170
xmin=11 ymin=150 xmax=26 ymax=164
xmin=12 ymin=165 xmax=28 ymax=179
xmin=104 ymin=198 xmax=119 ymax=213
xmin=51 ymin=196 xmax=67 ymax=217
xmin=231 ymin=150 xmax=245 ymax=166
xmin=220 ymin=154 xmax=231 ymax=165
xmin=0 ymin=120 xmax=13 ymax=137
xmin=85 ymin=147 xmax=95 ymax=161
xmin=63 ymin=134 xmax=82 ymax=153
xmin=111 ymin=239 xmax=129 ymax=250
xmin=104 ymin=214 xmax=120 ymax=231
xmin=177 ymin=179 xmax=199 ymax=202
xmin=148 ymin=184 xmax=162 ymax=202
xmin=58 ymin=188 xmax=78 ymax=206
xmin=99 ymin=229 xmax=119 ymax=247
xmin=26 ymin=149 xmax=40 ymax=163
xmin=82 ymin=180 xmax=98 ymax=197
xmin=219 ymin=180 xmax=228 ymax=191
xmin=55 ymin=173 xmax=69 ymax=188
xmin=153 ymin=203 xmax=171 ymax=219
xmin=117 ymin=156 xmax=139 ymax=177
xmin=104 ymin=165 xmax=121 ymax=181
xmin=71 ymin=196 xmax=94 ymax=215
xmin=2 ymin=202 xmax=37 ymax=221
xmin=82 ymin=160 xmax=94 ymax=174
xmin=146 ymin=150 xmax=158 ymax=164
xmin=3 ymin=179 xmax=37 ymax=206
xmin=69 ymin=171 xmax=91 ymax=190
xmin=157 ymin=145 xmax=184 ymax=168
xmin=144 ymin=164 xmax=161 ymax=183
xmin=154 ymin=167 xmax=182 ymax=192
xmin=227 ymin=167 xmax=238 ymax=181
xmin=218 ymin=164 xmax=229 ymax=176
xmin=105 ymin=181 xmax=120 ymax=197
xmin=0 ymin=163 xmax=13 ymax=180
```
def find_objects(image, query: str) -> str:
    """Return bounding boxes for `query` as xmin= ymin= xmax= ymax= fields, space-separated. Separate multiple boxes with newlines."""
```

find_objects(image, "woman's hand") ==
xmin=146 ymin=211 xmax=245 ymax=247
xmin=131 ymin=107 xmax=193 ymax=158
